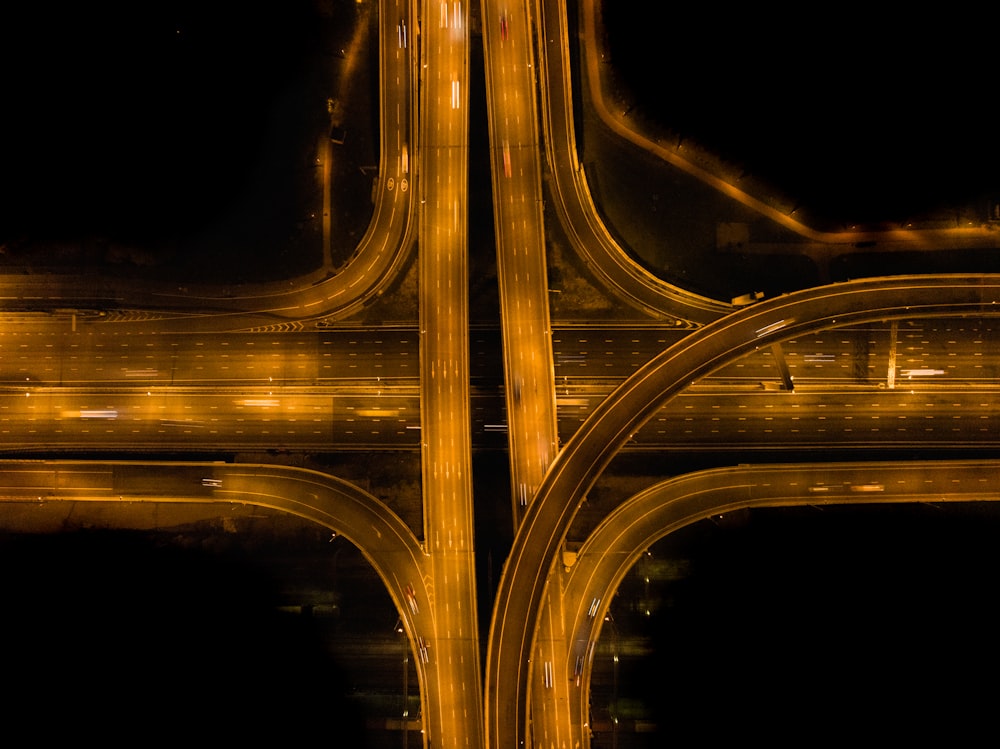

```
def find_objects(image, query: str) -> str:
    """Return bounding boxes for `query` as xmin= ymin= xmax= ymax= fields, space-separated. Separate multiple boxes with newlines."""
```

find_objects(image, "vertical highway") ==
xmin=417 ymin=2 xmax=484 ymax=747
xmin=482 ymin=0 xmax=560 ymax=529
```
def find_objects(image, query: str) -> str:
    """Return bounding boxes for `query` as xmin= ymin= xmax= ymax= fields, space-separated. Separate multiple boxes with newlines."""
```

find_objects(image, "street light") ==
xmin=604 ymin=613 xmax=620 ymax=749
xmin=396 ymin=618 xmax=410 ymax=749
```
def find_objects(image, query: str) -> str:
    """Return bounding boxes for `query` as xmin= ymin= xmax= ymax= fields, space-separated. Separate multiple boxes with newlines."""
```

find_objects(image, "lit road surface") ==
xmin=1 ymin=317 xmax=996 ymax=391
xmin=0 ymin=325 xmax=421 ymax=387
xmin=4 ymin=381 xmax=1000 ymax=455
xmin=417 ymin=2 xmax=484 ymax=748
xmin=0 ymin=459 xmax=431 ymax=665
xmin=537 ymin=0 xmax=728 ymax=323
xmin=2 ymin=317 xmax=1000 ymax=455
xmin=1 ymin=0 xmax=999 ymax=744
xmin=485 ymin=275 xmax=1000 ymax=749
xmin=0 ymin=387 xmax=420 ymax=451
xmin=482 ymin=0 xmax=559 ymax=528
xmin=533 ymin=459 xmax=1000 ymax=746
xmin=559 ymin=384 xmax=1000 ymax=452
xmin=0 ymin=2 xmax=417 ymax=326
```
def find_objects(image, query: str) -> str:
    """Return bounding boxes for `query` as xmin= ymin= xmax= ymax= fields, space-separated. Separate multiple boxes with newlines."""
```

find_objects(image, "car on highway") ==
xmin=500 ymin=12 xmax=509 ymax=41
xmin=588 ymin=597 xmax=600 ymax=618
xmin=404 ymin=583 xmax=419 ymax=615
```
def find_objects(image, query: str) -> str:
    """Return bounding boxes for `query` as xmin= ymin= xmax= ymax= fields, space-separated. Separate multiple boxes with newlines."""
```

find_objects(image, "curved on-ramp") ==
xmin=0 ymin=4 xmax=417 ymax=328
xmin=534 ymin=459 xmax=1000 ymax=745
xmin=0 ymin=459 xmax=445 ymax=741
xmin=537 ymin=0 xmax=729 ymax=324
xmin=485 ymin=273 xmax=1000 ymax=749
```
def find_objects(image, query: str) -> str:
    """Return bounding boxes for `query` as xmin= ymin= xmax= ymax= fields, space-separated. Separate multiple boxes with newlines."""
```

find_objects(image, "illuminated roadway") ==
xmin=416 ymin=2 xmax=485 ymax=747
xmin=532 ymin=459 xmax=1000 ymax=746
xmin=3 ymin=317 xmax=996 ymax=391
xmin=537 ymin=0 xmax=729 ymax=323
xmin=481 ymin=0 xmax=560 ymax=528
xmin=3 ymin=4 xmax=1000 ymax=749
xmin=1 ymin=317 xmax=999 ymax=456
xmin=0 ymin=458 xmax=433 ymax=717
xmin=0 ymin=1 xmax=417 ymax=326
xmin=485 ymin=275 xmax=1000 ymax=749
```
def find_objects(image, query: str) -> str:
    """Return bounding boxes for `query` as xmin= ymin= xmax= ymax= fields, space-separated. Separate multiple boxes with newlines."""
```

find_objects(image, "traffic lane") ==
xmin=633 ymin=387 xmax=1000 ymax=448
xmin=0 ymin=389 xmax=422 ymax=450
xmin=0 ymin=328 xmax=421 ymax=387
xmin=550 ymin=459 xmax=1000 ymax=746
xmin=485 ymin=275 xmax=1000 ymax=749
xmin=553 ymin=319 xmax=1000 ymax=384
xmin=420 ymin=2 xmax=485 ymax=746
xmin=0 ymin=319 xmax=993 ymax=389
xmin=3 ymin=381 xmax=998 ymax=453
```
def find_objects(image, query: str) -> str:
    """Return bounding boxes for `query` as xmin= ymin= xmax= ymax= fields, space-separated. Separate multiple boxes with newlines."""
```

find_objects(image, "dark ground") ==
xmin=0 ymin=0 xmax=377 ymax=283
xmin=591 ymin=500 xmax=1000 ymax=746
xmin=598 ymin=4 xmax=1000 ymax=228
xmin=0 ymin=528 xmax=371 ymax=746
xmin=587 ymin=4 xmax=1000 ymax=301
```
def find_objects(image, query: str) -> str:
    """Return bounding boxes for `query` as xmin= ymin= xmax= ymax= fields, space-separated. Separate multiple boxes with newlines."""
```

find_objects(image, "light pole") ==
xmin=605 ymin=613 xmax=620 ymax=749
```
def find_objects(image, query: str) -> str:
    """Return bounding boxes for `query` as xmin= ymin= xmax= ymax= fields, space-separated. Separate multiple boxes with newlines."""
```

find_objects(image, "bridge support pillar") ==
xmin=771 ymin=343 xmax=794 ymax=392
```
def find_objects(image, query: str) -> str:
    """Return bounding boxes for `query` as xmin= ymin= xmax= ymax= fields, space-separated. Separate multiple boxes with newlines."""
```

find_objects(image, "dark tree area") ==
xmin=600 ymin=4 xmax=1000 ymax=227
xmin=1 ymin=530 xmax=367 ymax=746
xmin=630 ymin=504 xmax=1000 ymax=745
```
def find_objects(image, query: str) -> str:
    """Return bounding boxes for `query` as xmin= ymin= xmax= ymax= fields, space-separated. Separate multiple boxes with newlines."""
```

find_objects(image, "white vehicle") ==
xmin=79 ymin=409 xmax=118 ymax=419
xmin=755 ymin=318 xmax=792 ymax=338
xmin=587 ymin=597 xmax=601 ymax=618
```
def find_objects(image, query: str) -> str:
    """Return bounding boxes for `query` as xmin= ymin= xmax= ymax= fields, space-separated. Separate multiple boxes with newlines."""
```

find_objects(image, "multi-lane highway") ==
xmin=416 ymin=2 xmax=485 ymax=747
xmin=482 ymin=0 xmax=560 ymax=528
xmin=4 ymin=377 xmax=999 ymax=457
xmin=2 ymin=317 xmax=996 ymax=456
xmin=2 ymin=317 xmax=995 ymax=390
xmin=2 ymin=3 xmax=1000 ymax=749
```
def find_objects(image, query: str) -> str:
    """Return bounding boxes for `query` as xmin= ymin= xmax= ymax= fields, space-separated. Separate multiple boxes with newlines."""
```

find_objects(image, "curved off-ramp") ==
xmin=0 ymin=458 xmax=476 ymax=748
xmin=485 ymin=273 xmax=1000 ymax=749
xmin=0 ymin=3 xmax=417 ymax=329
xmin=536 ymin=0 xmax=729 ymax=324
xmin=532 ymin=459 xmax=1000 ymax=746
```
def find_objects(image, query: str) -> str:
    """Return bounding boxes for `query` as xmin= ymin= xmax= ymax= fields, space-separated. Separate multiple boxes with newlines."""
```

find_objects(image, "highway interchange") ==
xmin=3 ymin=2 xmax=1000 ymax=748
